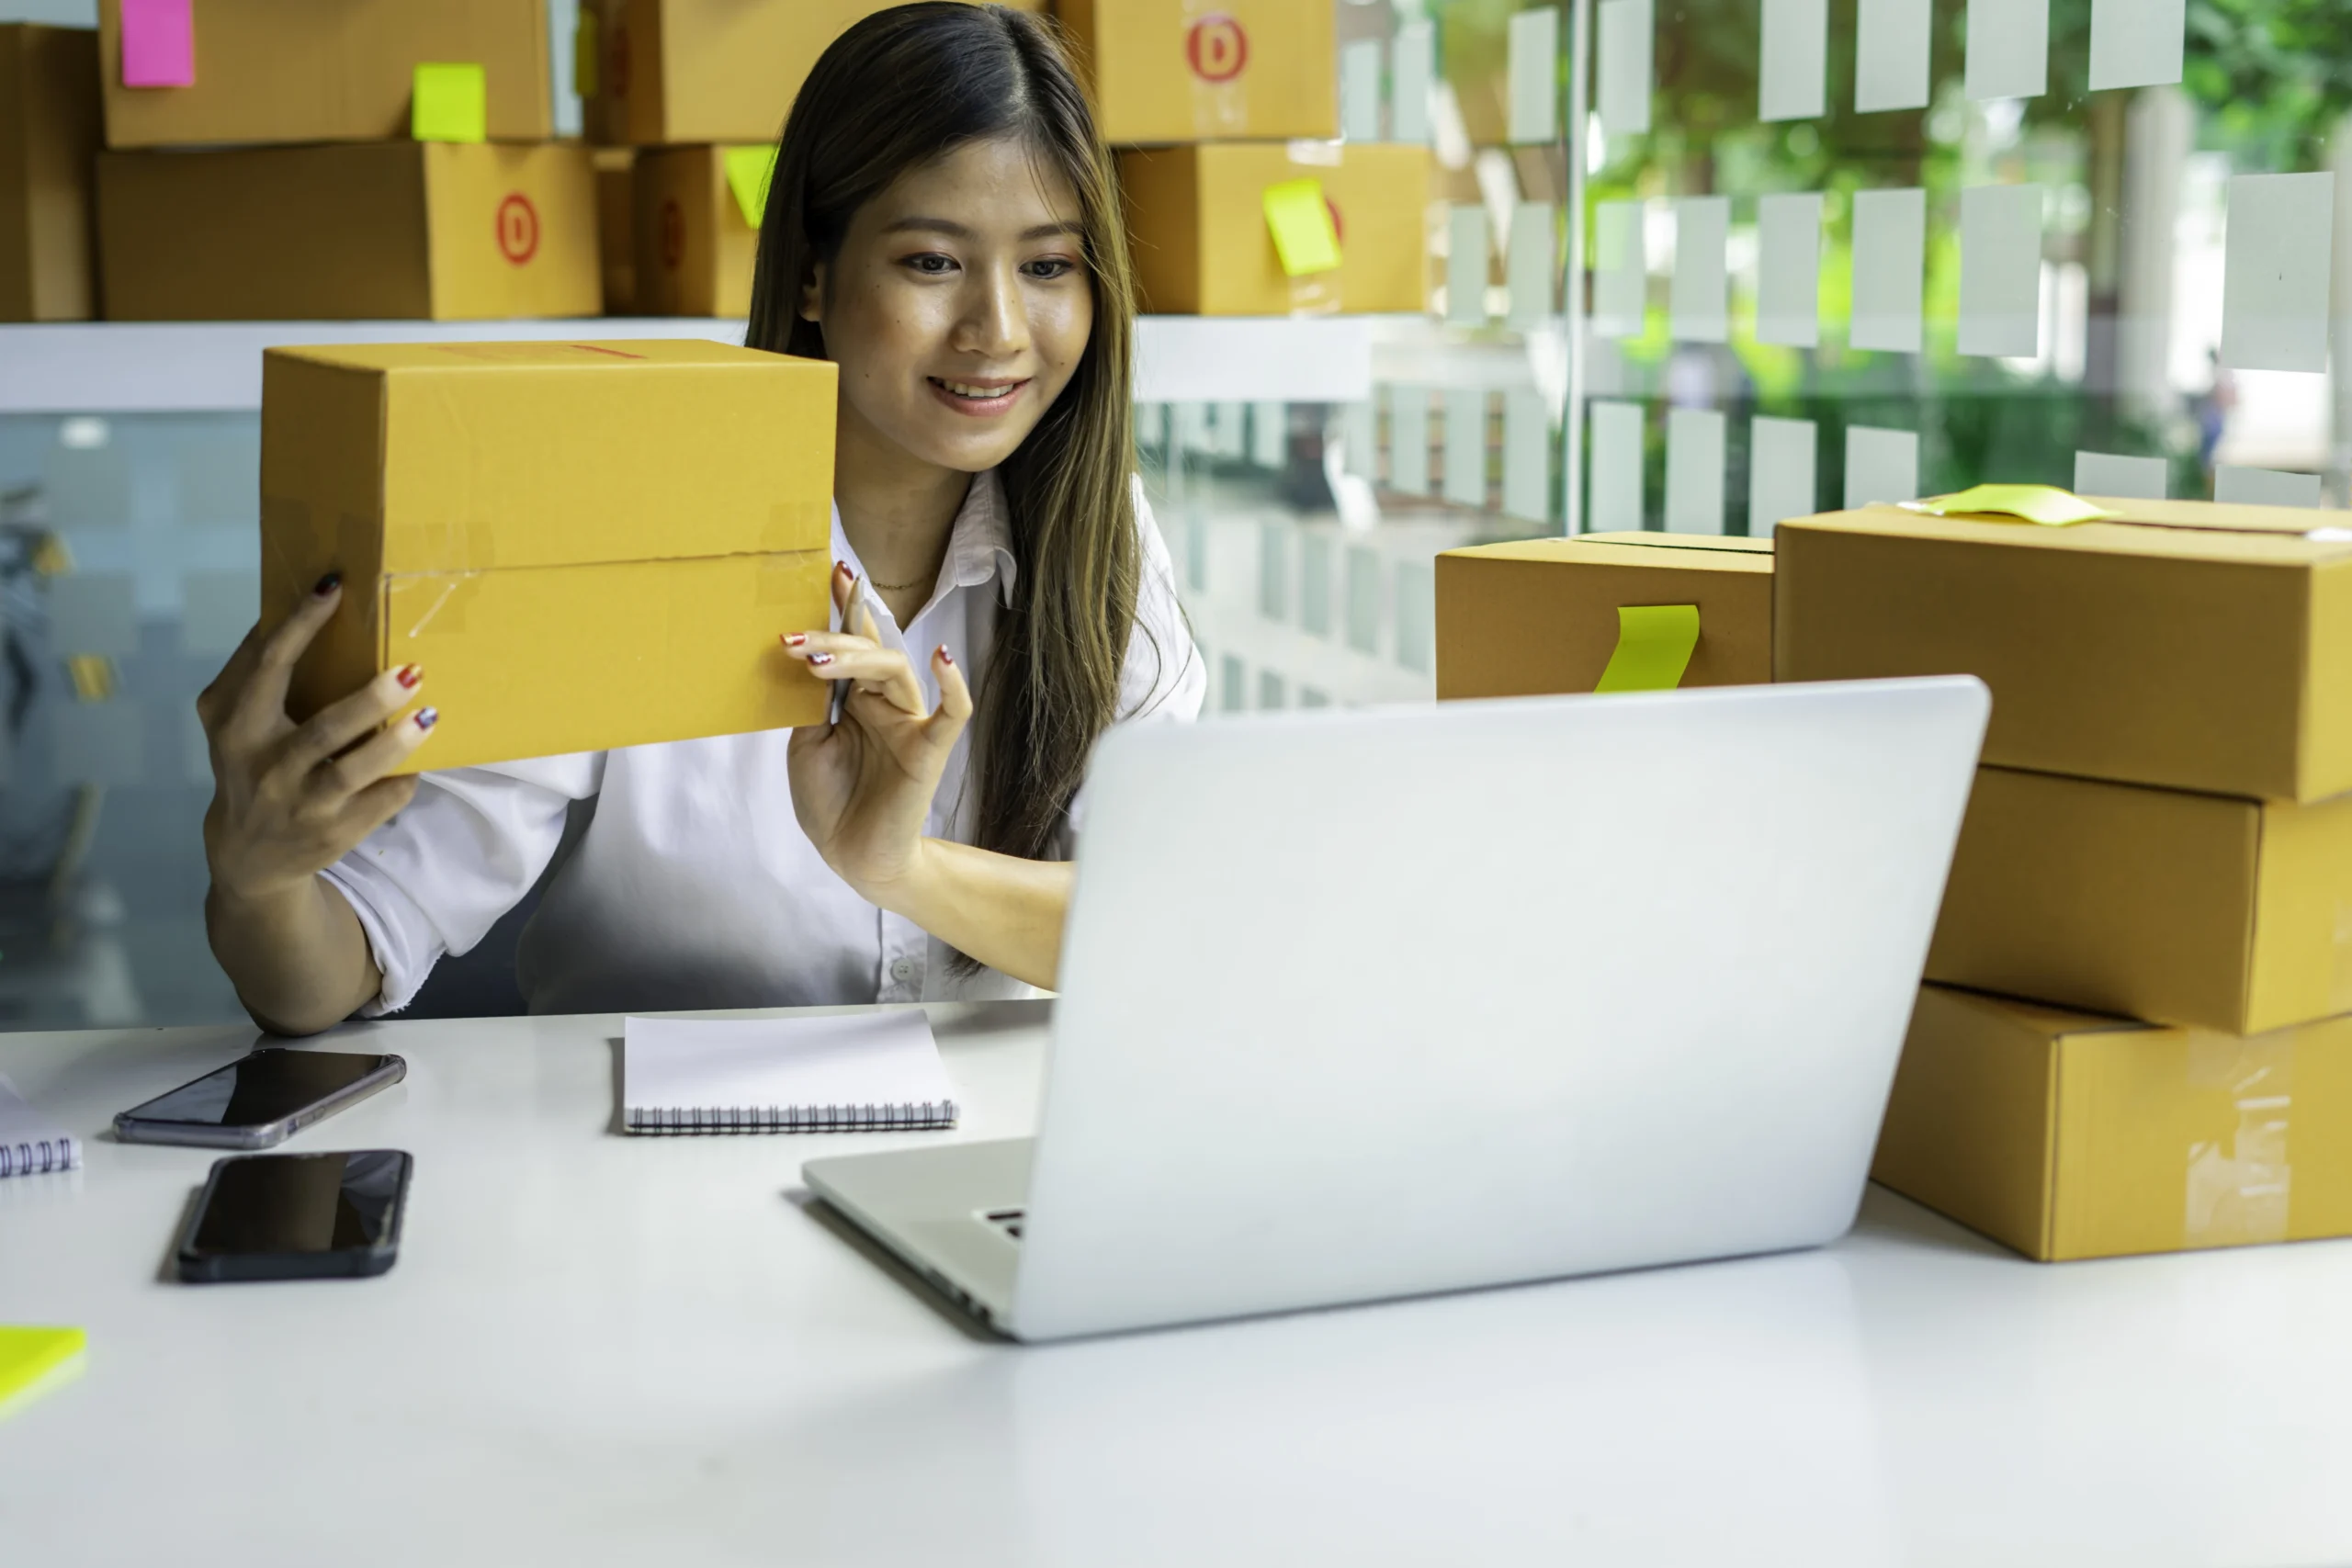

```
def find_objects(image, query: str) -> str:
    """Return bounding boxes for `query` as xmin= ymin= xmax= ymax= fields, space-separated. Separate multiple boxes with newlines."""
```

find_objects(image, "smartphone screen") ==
xmin=124 ymin=1049 xmax=397 ymax=1129
xmin=185 ymin=1151 xmax=410 ymax=1268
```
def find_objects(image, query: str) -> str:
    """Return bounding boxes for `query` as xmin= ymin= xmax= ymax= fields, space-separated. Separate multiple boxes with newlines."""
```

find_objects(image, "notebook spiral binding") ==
xmin=622 ymin=1101 xmax=959 ymax=1134
xmin=1 ymin=1136 xmax=78 ymax=1178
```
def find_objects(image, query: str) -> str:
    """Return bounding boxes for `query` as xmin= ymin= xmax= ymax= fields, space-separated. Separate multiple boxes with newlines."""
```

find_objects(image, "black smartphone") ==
xmin=115 ymin=1047 xmax=405 ymax=1149
xmin=175 ymin=1149 xmax=412 ymax=1283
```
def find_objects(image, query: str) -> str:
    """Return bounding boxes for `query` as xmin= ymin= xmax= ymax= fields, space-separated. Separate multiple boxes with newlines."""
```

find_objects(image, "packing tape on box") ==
xmin=390 ymin=515 xmax=498 ymax=573
xmin=393 ymin=571 xmax=486 ymax=640
xmin=765 ymin=502 xmax=831 ymax=554
xmin=755 ymin=549 xmax=830 ymax=607
xmin=2182 ymin=1025 xmax=2295 ymax=1248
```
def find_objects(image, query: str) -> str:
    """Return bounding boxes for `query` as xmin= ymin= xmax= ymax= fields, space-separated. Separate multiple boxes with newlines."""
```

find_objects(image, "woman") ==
xmin=196 ymin=3 xmax=1203 ymax=1034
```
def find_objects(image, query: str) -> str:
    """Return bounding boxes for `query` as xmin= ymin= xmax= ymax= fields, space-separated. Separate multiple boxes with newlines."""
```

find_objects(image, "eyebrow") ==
xmin=881 ymin=217 xmax=1085 ymax=242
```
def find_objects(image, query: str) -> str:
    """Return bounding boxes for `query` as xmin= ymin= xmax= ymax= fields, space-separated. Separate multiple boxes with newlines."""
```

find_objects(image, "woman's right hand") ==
xmin=198 ymin=573 xmax=439 ymax=906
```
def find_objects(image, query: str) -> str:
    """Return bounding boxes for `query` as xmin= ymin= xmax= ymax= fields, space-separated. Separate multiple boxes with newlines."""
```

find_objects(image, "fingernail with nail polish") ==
xmin=937 ymin=647 xmax=953 ymax=665
xmin=414 ymin=706 xmax=439 ymax=731
xmin=809 ymin=652 xmax=834 ymax=667
xmin=395 ymin=664 xmax=423 ymax=689
xmin=312 ymin=571 xmax=342 ymax=597
xmin=783 ymin=633 xmax=807 ymax=648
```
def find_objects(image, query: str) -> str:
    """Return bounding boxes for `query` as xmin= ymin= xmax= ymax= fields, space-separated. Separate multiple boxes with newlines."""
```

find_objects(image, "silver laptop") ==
xmin=803 ymin=675 xmax=1989 ymax=1342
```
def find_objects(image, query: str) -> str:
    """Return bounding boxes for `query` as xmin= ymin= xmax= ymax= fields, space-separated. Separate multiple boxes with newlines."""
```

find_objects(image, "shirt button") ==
xmin=891 ymin=958 xmax=915 ymax=983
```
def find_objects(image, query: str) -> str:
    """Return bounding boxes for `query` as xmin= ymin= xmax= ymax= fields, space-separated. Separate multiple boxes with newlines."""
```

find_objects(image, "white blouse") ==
xmin=322 ymin=471 xmax=1204 ymax=1016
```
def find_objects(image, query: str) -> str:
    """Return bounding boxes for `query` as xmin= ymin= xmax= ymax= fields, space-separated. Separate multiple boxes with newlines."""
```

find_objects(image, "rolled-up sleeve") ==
xmin=320 ymin=752 xmax=601 ymax=1016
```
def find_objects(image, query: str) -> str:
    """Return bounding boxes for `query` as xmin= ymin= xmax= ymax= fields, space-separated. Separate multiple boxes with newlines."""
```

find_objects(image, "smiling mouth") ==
xmin=929 ymin=377 xmax=1029 ymax=409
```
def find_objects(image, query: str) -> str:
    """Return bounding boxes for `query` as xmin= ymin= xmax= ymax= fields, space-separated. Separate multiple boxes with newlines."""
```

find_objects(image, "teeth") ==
xmin=938 ymin=379 xmax=1014 ymax=399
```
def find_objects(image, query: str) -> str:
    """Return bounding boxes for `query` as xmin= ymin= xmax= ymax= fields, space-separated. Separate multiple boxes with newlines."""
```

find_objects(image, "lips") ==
xmin=927 ymin=376 xmax=1029 ymax=416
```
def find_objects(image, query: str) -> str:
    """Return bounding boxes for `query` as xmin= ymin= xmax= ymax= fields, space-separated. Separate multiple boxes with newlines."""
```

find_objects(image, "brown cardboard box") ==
xmin=1774 ymin=500 xmax=2352 ymax=802
xmin=594 ymin=146 xmax=636 ymax=314
xmin=1928 ymin=765 xmax=2352 ymax=1035
xmin=1121 ymin=142 xmax=1430 ymax=316
xmin=1058 ymin=0 xmax=1337 ymax=145
xmin=1434 ymin=532 xmax=1771 ymax=700
xmin=258 ymin=340 xmax=833 ymax=773
xmin=96 ymin=141 xmax=599 ymax=321
xmin=1873 ymin=984 xmax=2352 ymax=1262
xmin=96 ymin=0 xmax=549 ymax=150
xmin=582 ymin=0 xmax=1045 ymax=147
xmin=632 ymin=144 xmax=754 ymax=319
xmin=0 ymin=24 xmax=99 ymax=322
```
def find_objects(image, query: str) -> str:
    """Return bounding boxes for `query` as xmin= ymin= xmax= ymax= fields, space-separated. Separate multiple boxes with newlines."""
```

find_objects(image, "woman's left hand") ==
xmin=783 ymin=562 xmax=972 ymax=903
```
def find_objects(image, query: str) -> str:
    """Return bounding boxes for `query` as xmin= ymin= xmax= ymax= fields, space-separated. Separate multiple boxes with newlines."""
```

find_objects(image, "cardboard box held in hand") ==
xmin=1435 ymin=533 xmax=1772 ymax=700
xmin=0 ymin=24 xmax=100 ymax=322
xmin=258 ymin=341 xmax=834 ymax=773
xmin=1874 ymin=984 xmax=2352 ymax=1262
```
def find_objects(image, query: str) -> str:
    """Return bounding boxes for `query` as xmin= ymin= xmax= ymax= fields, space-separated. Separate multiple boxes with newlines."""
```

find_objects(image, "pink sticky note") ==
xmin=121 ymin=0 xmax=196 ymax=89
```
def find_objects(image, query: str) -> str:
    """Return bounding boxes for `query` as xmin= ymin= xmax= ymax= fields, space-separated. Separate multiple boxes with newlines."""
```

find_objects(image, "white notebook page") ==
xmin=0 ymin=1075 xmax=82 ymax=1178
xmin=622 ymin=1011 xmax=956 ymax=1133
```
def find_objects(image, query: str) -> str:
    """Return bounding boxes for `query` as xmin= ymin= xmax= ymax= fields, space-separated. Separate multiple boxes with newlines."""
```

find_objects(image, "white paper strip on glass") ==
xmin=1446 ymin=204 xmax=1489 ymax=326
xmin=1589 ymin=400 xmax=1645 ymax=532
xmin=1669 ymin=197 xmax=1730 ymax=344
xmin=2088 ymin=0 xmax=2184 ymax=91
xmin=1445 ymin=389 xmax=1487 ymax=509
xmin=1844 ymin=425 xmax=1920 ymax=507
xmin=2215 ymin=465 xmax=2324 ymax=508
xmin=1591 ymin=199 xmax=1647 ymax=340
xmin=1506 ymin=201 xmax=1557 ymax=329
xmin=1965 ymin=0 xmax=2049 ymax=100
xmin=1389 ymin=385 xmax=1431 ymax=495
xmin=2073 ymin=450 xmax=2165 ymax=500
xmin=1748 ymin=415 xmax=1817 ymax=537
xmin=1392 ymin=22 xmax=1434 ymax=145
xmin=1664 ymin=408 xmax=1727 ymax=533
xmin=1958 ymin=184 xmax=2046 ymax=357
xmin=1508 ymin=7 xmax=1560 ymax=144
xmin=1597 ymin=0 xmax=1653 ymax=135
xmin=1503 ymin=389 xmax=1551 ymax=524
xmin=1759 ymin=0 xmax=1827 ymax=122
xmin=1341 ymin=39 xmax=1385 ymax=141
xmin=1855 ymin=0 xmax=1930 ymax=112
xmin=1755 ymin=191 xmax=1823 ymax=348
xmin=1850 ymin=187 xmax=1926 ymax=354
xmin=2221 ymin=172 xmax=2334 ymax=374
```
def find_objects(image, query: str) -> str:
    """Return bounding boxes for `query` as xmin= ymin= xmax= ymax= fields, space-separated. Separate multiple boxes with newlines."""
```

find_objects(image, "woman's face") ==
xmin=804 ymin=135 xmax=1094 ymax=476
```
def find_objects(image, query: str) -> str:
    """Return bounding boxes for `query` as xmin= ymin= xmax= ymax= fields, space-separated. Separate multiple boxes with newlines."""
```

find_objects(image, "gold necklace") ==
xmin=866 ymin=570 xmax=933 ymax=592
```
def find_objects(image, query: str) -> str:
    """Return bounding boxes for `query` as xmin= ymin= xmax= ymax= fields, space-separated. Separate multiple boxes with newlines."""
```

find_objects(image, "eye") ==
xmin=903 ymin=253 xmax=958 ymax=276
xmin=1023 ymin=256 xmax=1079 ymax=280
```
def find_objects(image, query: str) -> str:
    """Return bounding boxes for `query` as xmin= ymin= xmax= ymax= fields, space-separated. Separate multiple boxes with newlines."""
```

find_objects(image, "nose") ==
xmin=954 ymin=260 xmax=1030 ymax=361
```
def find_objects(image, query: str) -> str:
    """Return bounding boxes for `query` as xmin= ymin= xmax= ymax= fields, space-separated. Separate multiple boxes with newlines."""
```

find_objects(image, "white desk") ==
xmin=4 ymin=1003 xmax=2350 ymax=1566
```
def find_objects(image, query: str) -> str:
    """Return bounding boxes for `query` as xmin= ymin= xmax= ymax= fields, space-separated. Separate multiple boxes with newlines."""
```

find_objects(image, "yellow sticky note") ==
xmin=1594 ymin=604 xmax=1701 ymax=693
xmin=0 ymin=1327 xmax=85 ymax=1417
xmin=1262 ymin=178 xmax=1341 ymax=276
xmin=412 ymin=62 xmax=488 ymax=144
xmin=572 ymin=11 xmax=599 ymax=99
xmin=724 ymin=145 xmax=777 ymax=230
xmin=1908 ymin=484 xmax=2119 ymax=526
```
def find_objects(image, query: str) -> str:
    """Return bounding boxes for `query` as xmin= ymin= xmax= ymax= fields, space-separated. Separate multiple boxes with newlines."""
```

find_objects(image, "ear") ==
xmin=798 ymin=262 xmax=825 ymax=326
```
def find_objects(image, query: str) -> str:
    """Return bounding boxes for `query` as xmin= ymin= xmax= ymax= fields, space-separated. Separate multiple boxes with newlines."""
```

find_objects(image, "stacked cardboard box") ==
xmin=580 ymin=0 xmax=1045 ymax=318
xmin=1776 ymin=496 xmax=2352 ymax=1260
xmin=1432 ymin=533 xmax=1773 ymax=699
xmin=0 ymin=24 xmax=100 ymax=321
xmin=1079 ymin=0 xmax=1429 ymax=316
xmin=91 ymin=0 xmax=596 ymax=320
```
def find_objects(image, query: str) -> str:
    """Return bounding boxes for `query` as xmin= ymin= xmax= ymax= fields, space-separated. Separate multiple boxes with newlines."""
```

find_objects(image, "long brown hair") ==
xmin=747 ymin=3 xmax=1143 ymax=871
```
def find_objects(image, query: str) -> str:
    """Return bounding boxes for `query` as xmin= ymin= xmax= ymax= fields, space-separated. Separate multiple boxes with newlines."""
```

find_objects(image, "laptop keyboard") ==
xmin=983 ymin=1208 xmax=1024 ymax=1241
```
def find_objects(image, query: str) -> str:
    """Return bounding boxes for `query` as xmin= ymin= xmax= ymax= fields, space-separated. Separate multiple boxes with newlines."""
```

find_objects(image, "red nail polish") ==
xmin=312 ymin=571 xmax=342 ymax=597
xmin=414 ymin=706 xmax=439 ymax=731
xmin=783 ymin=633 xmax=807 ymax=648
xmin=395 ymin=664 xmax=423 ymax=689
xmin=937 ymin=647 xmax=953 ymax=666
xmin=809 ymin=652 xmax=834 ymax=667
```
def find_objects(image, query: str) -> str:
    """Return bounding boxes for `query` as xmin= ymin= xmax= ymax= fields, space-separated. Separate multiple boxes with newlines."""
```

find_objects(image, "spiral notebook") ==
xmin=0 ymin=1077 xmax=80 ymax=1179
xmin=622 ymin=1011 xmax=958 ymax=1134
